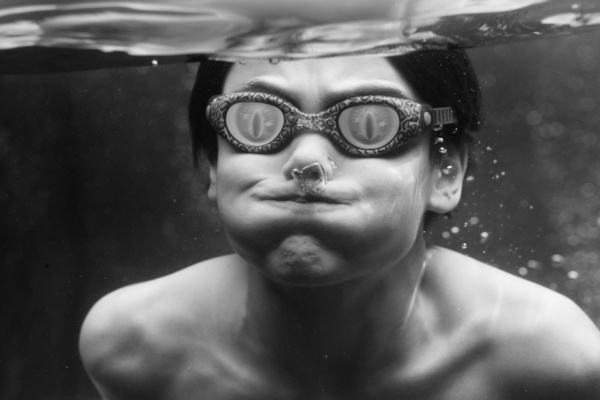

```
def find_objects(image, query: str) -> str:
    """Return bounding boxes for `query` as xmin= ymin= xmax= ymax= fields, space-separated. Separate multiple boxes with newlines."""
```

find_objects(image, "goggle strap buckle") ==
xmin=430 ymin=107 xmax=456 ymax=131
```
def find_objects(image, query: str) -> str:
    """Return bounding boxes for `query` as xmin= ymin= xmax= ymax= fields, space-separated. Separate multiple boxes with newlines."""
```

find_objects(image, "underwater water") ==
xmin=1 ymin=0 xmax=600 ymax=72
xmin=1 ymin=1 xmax=600 ymax=400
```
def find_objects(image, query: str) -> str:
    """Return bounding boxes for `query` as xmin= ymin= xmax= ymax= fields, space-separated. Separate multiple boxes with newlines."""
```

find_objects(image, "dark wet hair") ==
xmin=189 ymin=49 xmax=482 ymax=166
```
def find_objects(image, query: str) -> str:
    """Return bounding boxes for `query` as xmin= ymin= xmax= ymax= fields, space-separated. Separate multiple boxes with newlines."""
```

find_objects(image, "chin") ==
xmin=254 ymin=235 xmax=353 ymax=287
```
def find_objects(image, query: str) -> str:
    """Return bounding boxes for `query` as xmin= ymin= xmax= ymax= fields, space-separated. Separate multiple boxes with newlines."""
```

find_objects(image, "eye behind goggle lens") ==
xmin=225 ymin=102 xmax=285 ymax=146
xmin=338 ymin=105 xmax=400 ymax=150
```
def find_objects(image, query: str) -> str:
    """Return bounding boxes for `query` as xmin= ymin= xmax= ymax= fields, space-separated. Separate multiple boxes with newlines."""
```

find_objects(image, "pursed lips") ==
xmin=250 ymin=180 xmax=359 ymax=206
xmin=262 ymin=192 xmax=347 ymax=204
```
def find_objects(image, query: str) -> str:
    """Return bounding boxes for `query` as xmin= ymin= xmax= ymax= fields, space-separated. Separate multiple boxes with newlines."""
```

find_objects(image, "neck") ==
xmin=240 ymin=237 xmax=431 ymax=390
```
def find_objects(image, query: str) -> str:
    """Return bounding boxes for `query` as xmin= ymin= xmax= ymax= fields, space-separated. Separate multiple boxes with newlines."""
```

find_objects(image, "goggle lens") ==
xmin=338 ymin=104 xmax=400 ymax=150
xmin=226 ymin=102 xmax=285 ymax=146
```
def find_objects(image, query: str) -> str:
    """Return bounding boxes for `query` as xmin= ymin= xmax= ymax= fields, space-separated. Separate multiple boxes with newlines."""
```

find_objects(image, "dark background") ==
xmin=1 ymin=31 xmax=600 ymax=399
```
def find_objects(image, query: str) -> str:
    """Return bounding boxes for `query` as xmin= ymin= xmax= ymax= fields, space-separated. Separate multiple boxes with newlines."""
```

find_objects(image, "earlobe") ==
xmin=207 ymin=165 xmax=217 ymax=201
xmin=427 ymin=148 xmax=467 ymax=214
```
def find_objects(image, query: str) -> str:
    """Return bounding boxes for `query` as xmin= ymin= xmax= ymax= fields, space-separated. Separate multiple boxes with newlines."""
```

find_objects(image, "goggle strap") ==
xmin=431 ymin=107 xmax=456 ymax=126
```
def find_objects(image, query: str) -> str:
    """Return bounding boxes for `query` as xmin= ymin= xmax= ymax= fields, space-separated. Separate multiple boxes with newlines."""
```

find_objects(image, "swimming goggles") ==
xmin=206 ymin=92 xmax=456 ymax=157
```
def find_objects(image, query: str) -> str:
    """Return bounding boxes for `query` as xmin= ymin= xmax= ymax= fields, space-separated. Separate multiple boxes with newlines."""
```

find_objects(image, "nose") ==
xmin=281 ymin=134 xmax=338 ymax=192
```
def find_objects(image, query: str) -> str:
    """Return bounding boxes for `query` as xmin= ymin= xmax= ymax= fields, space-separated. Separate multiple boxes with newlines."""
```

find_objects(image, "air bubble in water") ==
xmin=461 ymin=243 xmax=467 ymax=249
xmin=403 ymin=26 xmax=418 ymax=36
xmin=518 ymin=267 xmax=528 ymax=276
xmin=151 ymin=59 xmax=158 ymax=66
xmin=551 ymin=254 xmax=565 ymax=267
xmin=327 ymin=156 xmax=338 ymax=169
xmin=441 ymin=165 xmax=453 ymax=175
xmin=479 ymin=231 xmax=489 ymax=243
xmin=567 ymin=270 xmax=579 ymax=279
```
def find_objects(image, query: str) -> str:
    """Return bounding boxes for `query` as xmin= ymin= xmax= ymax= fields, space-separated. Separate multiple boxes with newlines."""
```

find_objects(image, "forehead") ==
xmin=222 ymin=56 xmax=418 ymax=108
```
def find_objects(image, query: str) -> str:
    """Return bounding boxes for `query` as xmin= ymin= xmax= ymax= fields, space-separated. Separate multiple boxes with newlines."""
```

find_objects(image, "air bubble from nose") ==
xmin=327 ymin=156 xmax=338 ymax=170
xmin=291 ymin=162 xmax=328 ymax=194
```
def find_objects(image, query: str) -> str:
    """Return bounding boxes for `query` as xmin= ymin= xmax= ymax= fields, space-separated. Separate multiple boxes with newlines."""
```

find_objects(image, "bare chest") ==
xmin=156 ymin=347 xmax=507 ymax=400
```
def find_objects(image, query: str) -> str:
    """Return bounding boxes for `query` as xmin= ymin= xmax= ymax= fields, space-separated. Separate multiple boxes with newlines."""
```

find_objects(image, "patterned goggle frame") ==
xmin=206 ymin=92 xmax=456 ymax=157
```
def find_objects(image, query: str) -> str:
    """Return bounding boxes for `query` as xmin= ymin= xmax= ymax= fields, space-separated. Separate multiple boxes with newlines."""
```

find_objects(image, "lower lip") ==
xmin=264 ymin=199 xmax=347 ymax=211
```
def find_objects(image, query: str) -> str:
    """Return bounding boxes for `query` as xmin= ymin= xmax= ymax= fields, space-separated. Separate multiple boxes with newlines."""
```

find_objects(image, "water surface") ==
xmin=1 ymin=0 xmax=600 ymax=72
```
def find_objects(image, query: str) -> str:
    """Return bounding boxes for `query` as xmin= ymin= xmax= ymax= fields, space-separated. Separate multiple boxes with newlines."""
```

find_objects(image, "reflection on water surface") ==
xmin=1 ymin=0 xmax=600 ymax=72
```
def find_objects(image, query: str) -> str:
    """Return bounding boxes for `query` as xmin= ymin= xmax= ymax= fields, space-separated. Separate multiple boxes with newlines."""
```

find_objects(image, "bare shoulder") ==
xmin=79 ymin=254 xmax=245 ymax=399
xmin=427 ymin=246 xmax=600 ymax=399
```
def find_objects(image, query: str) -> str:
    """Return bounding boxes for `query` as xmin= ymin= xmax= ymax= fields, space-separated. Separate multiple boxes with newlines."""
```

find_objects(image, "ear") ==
xmin=207 ymin=164 xmax=217 ymax=202
xmin=427 ymin=147 xmax=468 ymax=214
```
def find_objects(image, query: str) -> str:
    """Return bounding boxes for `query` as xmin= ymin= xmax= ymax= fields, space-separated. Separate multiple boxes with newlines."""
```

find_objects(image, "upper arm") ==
xmin=495 ymin=292 xmax=600 ymax=400
xmin=547 ymin=298 xmax=600 ymax=399
xmin=79 ymin=289 xmax=170 ymax=400
xmin=428 ymin=250 xmax=600 ymax=399
xmin=78 ymin=259 xmax=245 ymax=399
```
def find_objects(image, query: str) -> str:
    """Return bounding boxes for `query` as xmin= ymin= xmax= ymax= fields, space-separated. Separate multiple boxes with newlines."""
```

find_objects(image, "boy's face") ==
xmin=208 ymin=56 xmax=464 ymax=286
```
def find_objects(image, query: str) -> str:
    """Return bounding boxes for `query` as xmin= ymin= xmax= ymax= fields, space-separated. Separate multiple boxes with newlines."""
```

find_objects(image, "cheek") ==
xmin=214 ymin=166 xmax=242 ymax=209
xmin=389 ymin=167 xmax=430 ymax=215
xmin=214 ymin=147 xmax=276 ymax=197
xmin=212 ymin=150 xmax=283 ymax=242
xmin=337 ymin=164 xmax=431 ymax=268
xmin=363 ymin=162 xmax=431 ymax=222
